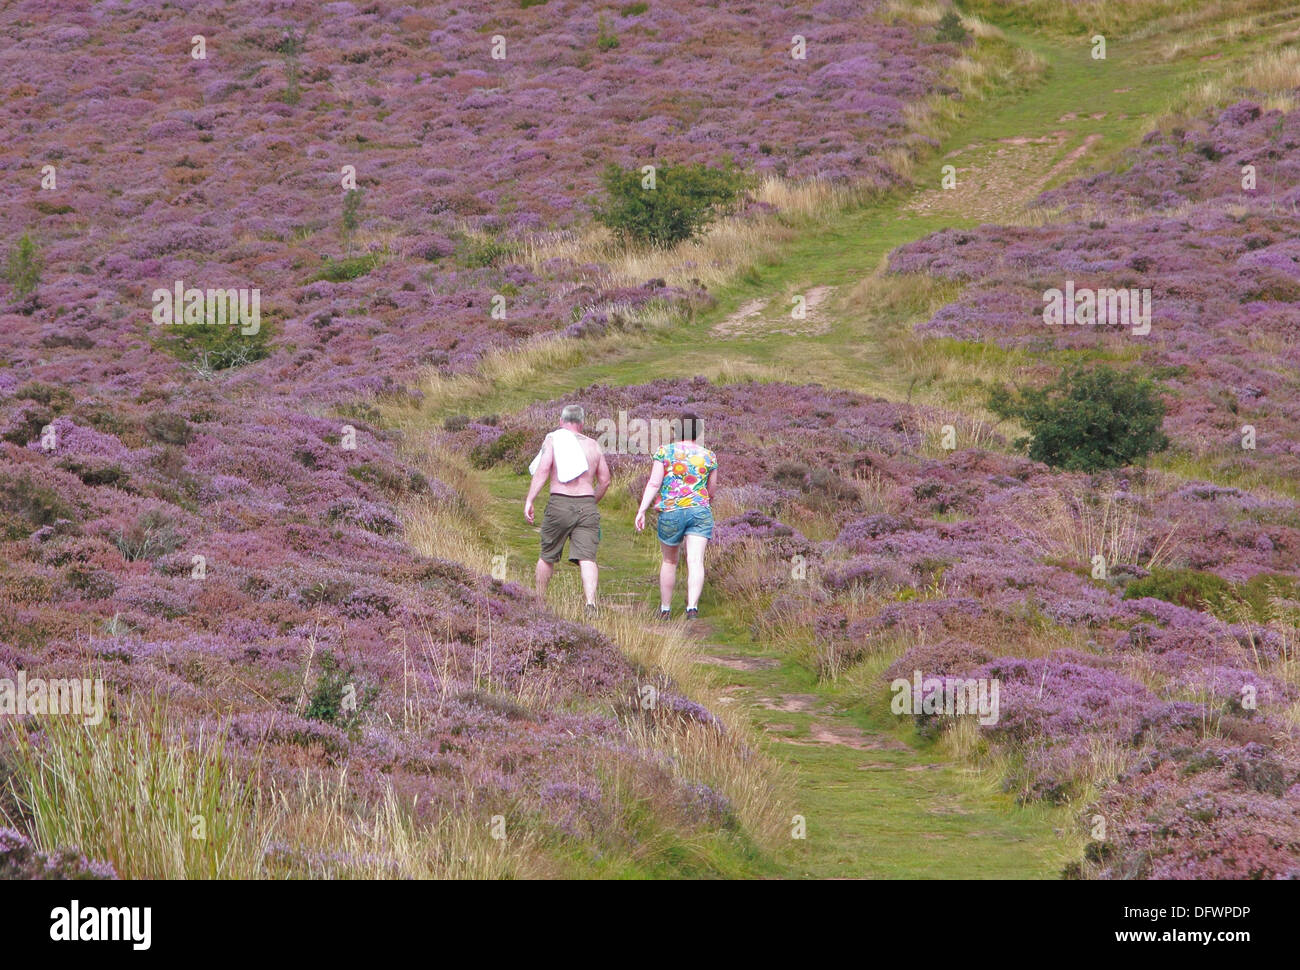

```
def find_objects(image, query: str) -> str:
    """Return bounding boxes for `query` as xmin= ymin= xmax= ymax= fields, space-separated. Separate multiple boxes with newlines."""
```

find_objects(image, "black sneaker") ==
xmin=585 ymin=603 xmax=598 ymax=617
xmin=685 ymin=607 xmax=699 ymax=620
xmin=658 ymin=608 xmax=672 ymax=621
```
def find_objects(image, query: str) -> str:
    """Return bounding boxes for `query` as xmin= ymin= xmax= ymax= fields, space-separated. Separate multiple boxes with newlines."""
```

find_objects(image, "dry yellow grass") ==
xmin=1160 ymin=46 xmax=1300 ymax=124
xmin=520 ymin=176 xmax=854 ymax=294
xmin=1009 ymin=485 xmax=1182 ymax=571
xmin=265 ymin=772 xmax=545 ymax=878
xmin=400 ymin=439 xmax=501 ymax=574
xmin=701 ymin=358 xmax=789 ymax=385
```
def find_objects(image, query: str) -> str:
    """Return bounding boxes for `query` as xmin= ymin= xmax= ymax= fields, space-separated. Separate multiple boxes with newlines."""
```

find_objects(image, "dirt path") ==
xmin=713 ymin=284 xmax=836 ymax=338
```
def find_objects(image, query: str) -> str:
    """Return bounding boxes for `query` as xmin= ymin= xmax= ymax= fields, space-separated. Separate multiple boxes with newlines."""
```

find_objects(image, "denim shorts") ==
xmin=656 ymin=506 xmax=714 ymax=546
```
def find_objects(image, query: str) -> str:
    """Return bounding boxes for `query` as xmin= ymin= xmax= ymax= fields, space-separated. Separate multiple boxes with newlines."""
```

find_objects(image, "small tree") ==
xmin=5 ymin=233 xmax=42 ymax=299
xmin=593 ymin=160 xmax=749 ymax=247
xmin=935 ymin=11 xmax=969 ymax=44
xmin=342 ymin=188 xmax=362 ymax=235
xmin=988 ymin=365 xmax=1169 ymax=471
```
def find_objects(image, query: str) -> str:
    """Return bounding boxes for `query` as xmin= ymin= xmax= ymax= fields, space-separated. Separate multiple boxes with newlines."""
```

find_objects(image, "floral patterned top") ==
xmin=653 ymin=441 xmax=717 ymax=510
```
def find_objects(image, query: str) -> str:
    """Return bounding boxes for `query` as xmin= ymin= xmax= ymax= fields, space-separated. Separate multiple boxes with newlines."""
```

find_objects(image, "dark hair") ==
xmin=680 ymin=411 xmax=702 ymax=441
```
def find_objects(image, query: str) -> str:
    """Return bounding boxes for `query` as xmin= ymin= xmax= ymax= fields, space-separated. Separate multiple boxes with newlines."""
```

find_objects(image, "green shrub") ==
xmin=304 ymin=652 xmax=374 ymax=731
xmin=935 ymin=11 xmax=969 ymax=43
xmin=457 ymin=236 xmax=513 ymax=269
xmin=1124 ymin=568 xmax=1300 ymax=623
xmin=1236 ymin=573 xmax=1300 ymax=622
xmin=58 ymin=460 xmax=129 ymax=489
xmin=16 ymin=382 xmax=73 ymax=411
xmin=156 ymin=317 xmax=274 ymax=371
xmin=313 ymin=253 xmax=379 ymax=281
xmin=1123 ymin=568 xmax=1236 ymax=614
xmin=469 ymin=429 xmax=533 ymax=471
xmin=988 ymin=365 xmax=1168 ymax=471
xmin=596 ymin=14 xmax=620 ymax=50
xmin=5 ymin=233 xmax=42 ymax=299
xmin=620 ymin=2 xmax=649 ymax=14
xmin=593 ymin=160 xmax=749 ymax=247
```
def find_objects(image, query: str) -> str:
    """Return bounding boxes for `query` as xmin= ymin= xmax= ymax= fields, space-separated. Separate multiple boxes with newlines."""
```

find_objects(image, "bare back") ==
xmin=547 ymin=432 xmax=606 ymax=496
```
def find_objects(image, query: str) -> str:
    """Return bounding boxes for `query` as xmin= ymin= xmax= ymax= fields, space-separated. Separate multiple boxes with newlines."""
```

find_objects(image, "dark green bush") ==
xmin=935 ymin=11 xmax=969 ymax=44
xmin=58 ymin=461 xmax=129 ymax=489
xmin=157 ymin=317 xmax=274 ymax=371
xmin=313 ymin=253 xmax=379 ymax=281
xmin=305 ymin=652 xmax=374 ymax=731
xmin=1123 ymin=568 xmax=1300 ymax=623
xmin=16 ymin=382 xmax=73 ymax=410
xmin=0 ymin=473 xmax=77 ymax=539
xmin=593 ymin=160 xmax=749 ymax=247
xmin=988 ymin=365 xmax=1168 ymax=471
xmin=469 ymin=429 xmax=532 ymax=471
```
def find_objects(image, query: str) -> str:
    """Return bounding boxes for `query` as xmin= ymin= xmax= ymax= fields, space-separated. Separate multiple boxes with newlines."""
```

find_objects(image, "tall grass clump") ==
xmin=3 ymin=702 xmax=272 ymax=879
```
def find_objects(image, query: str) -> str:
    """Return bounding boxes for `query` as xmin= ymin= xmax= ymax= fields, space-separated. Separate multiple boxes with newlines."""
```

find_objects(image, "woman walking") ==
xmin=634 ymin=412 xmax=718 ymax=620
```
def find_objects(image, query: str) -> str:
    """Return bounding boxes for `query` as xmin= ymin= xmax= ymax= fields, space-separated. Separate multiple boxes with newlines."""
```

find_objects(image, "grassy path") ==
xmin=393 ymin=15 xmax=1276 ymax=877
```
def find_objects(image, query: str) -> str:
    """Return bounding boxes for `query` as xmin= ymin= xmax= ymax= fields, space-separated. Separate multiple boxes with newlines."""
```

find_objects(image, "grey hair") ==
xmin=560 ymin=404 xmax=585 ymax=425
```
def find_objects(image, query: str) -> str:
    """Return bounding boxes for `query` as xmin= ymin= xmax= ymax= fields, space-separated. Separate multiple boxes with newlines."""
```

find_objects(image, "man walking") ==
xmin=524 ymin=404 xmax=611 ymax=611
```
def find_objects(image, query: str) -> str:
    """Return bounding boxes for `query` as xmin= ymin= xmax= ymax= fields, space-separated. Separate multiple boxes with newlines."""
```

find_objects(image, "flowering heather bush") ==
xmin=0 ymin=829 xmax=116 ymax=880
xmin=889 ymin=99 xmax=1300 ymax=482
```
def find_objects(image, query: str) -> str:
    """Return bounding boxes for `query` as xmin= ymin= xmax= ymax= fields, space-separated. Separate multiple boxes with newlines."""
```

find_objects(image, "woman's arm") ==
xmin=634 ymin=462 xmax=665 ymax=532
xmin=705 ymin=467 xmax=718 ymax=505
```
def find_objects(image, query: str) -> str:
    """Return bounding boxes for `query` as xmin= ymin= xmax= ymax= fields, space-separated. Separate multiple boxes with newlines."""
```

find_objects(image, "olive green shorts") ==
xmin=539 ymin=494 xmax=601 ymax=564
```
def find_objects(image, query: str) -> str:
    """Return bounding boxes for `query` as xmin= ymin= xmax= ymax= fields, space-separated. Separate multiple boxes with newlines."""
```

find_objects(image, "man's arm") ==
xmin=592 ymin=451 xmax=611 ymax=503
xmin=524 ymin=436 xmax=553 ymax=523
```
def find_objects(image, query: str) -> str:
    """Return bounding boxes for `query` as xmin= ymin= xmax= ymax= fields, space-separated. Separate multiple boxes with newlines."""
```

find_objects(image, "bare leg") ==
xmin=577 ymin=560 xmax=598 ymax=606
xmin=535 ymin=558 xmax=554 ymax=600
xmin=659 ymin=543 xmax=679 ymax=610
xmin=684 ymin=534 xmax=707 ymax=609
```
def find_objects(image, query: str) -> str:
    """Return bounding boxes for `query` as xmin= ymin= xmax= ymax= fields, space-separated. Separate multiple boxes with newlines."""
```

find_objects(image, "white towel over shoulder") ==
xmin=529 ymin=429 xmax=590 ymax=483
